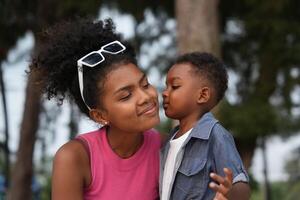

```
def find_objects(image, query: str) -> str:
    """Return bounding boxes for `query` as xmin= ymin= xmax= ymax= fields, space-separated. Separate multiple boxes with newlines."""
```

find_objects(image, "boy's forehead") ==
xmin=169 ymin=63 xmax=193 ymax=73
xmin=167 ymin=63 xmax=210 ymax=85
xmin=168 ymin=63 xmax=200 ymax=77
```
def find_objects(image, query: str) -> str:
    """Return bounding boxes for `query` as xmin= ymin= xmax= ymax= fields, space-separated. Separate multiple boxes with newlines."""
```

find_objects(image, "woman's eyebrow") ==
xmin=114 ymin=85 xmax=132 ymax=95
xmin=139 ymin=73 xmax=147 ymax=84
xmin=114 ymin=73 xmax=146 ymax=95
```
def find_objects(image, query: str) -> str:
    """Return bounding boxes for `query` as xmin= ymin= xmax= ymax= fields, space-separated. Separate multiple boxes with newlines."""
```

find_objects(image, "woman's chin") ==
xmin=143 ymin=116 xmax=160 ymax=131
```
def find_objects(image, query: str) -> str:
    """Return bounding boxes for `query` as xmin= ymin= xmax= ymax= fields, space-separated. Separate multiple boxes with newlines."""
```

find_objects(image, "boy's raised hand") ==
xmin=209 ymin=168 xmax=233 ymax=200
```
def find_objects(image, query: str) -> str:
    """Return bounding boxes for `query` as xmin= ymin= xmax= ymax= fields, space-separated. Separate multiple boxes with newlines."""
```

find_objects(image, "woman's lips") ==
xmin=138 ymin=103 xmax=157 ymax=116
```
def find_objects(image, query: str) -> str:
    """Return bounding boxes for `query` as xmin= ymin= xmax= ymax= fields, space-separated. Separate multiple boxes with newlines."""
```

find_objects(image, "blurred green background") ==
xmin=0 ymin=0 xmax=300 ymax=199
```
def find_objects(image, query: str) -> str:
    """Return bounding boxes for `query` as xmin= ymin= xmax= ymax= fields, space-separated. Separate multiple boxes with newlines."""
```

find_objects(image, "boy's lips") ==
xmin=163 ymin=102 xmax=169 ymax=110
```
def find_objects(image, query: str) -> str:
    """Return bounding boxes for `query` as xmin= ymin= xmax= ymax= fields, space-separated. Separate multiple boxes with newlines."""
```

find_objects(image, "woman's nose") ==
xmin=137 ymin=88 xmax=151 ymax=105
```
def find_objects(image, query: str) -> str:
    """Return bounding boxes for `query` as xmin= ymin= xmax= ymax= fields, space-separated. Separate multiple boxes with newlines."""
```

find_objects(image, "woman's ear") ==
xmin=197 ymin=87 xmax=211 ymax=104
xmin=89 ymin=109 xmax=109 ymax=126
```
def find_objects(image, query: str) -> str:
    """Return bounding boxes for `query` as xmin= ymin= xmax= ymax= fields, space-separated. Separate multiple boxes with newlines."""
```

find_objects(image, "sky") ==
xmin=1 ymin=7 xmax=300 ymax=184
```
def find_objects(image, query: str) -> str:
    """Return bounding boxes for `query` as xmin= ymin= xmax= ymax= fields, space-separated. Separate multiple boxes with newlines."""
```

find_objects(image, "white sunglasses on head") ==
xmin=77 ymin=40 xmax=126 ymax=110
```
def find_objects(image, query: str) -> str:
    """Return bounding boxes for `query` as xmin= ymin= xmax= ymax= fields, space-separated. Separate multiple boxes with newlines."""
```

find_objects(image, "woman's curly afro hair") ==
xmin=30 ymin=18 xmax=137 ymax=116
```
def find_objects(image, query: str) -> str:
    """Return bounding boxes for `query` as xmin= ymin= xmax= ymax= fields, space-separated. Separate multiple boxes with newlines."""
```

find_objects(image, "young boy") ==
xmin=160 ymin=52 xmax=250 ymax=200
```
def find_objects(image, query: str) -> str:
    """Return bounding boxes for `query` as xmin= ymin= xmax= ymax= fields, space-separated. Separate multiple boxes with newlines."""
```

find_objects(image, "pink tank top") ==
xmin=76 ymin=128 xmax=160 ymax=200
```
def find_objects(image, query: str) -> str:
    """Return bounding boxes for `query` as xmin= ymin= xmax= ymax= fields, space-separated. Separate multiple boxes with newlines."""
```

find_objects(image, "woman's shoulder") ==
xmin=144 ymin=129 xmax=177 ymax=148
xmin=144 ymin=129 xmax=164 ymax=148
xmin=52 ymin=139 xmax=93 ymax=197
xmin=54 ymin=139 xmax=89 ymax=169
xmin=144 ymin=129 xmax=160 ymax=139
xmin=76 ymin=128 xmax=103 ymax=140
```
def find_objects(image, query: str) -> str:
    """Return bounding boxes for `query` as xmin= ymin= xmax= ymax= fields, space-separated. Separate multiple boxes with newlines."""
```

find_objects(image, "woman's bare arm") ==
xmin=52 ymin=140 xmax=90 ymax=200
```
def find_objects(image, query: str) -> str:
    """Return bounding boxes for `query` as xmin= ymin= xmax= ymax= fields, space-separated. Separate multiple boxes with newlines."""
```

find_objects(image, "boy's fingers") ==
xmin=213 ymin=191 xmax=227 ymax=200
xmin=213 ymin=195 xmax=227 ymax=200
xmin=209 ymin=182 xmax=227 ymax=195
xmin=222 ymin=168 xmax=233 ymax=189
xmin=209 ymin=182 xmax=220 ymax=192
xmin=210 ymin=168 xmax=233 ymax=197
xmin=220 ymin=176 xmax=232 ymax=189
xmin=210 ymin=173 xmax=225 ymax=185
xmin=223 ymin=168 xmax=233 ymax=182
xmin=210 ymin=172 xmax=231 ymax=189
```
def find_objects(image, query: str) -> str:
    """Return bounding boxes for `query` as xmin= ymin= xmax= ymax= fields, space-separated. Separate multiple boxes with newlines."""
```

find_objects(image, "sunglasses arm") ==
xmin=78 ymin=66 xmax=92 ymax=111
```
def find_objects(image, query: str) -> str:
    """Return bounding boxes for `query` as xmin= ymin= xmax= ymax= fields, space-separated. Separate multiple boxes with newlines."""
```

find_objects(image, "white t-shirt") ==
xmin=161 ymin=129 xmax=192 ymax=200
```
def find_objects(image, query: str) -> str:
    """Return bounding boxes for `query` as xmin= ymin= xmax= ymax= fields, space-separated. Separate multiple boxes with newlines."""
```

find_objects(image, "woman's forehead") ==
xmin=103 ymin=63 xmax=145 ymax=92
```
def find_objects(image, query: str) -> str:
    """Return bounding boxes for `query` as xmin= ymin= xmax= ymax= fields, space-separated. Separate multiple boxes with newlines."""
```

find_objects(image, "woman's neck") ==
xmin=106 ymin=126 xmax=144 ymax=159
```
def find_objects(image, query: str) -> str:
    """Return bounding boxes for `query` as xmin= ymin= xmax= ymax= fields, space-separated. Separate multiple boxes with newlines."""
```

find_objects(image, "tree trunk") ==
xmin=8 ymin=70 xmax=42 ymax=200
xmin=175 ymin=0 xmax=256 ymax=172
xmin=175 ymin=0 xmax=222 ymax=124
xmin=0 ymin=64 xmax=10 ymax=188
xmin=176 ymin=0 xmax=221 ymax=56
xmin=260 ymin=137 xmax=272 ymax=200
xmin=234 ymin=137 xmax=257 ymax=171
xmin=69 ymin=102 xmax=79 ymax=140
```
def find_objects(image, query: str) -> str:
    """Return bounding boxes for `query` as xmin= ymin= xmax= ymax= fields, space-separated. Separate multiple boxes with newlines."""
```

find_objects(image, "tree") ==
xmin=1 ymin=1 xmax=101 ymax=199
xmin=176 ymin=0 xmax=221 ymax=56
xmin=218 ymin=0 xmax=300 ymax=168
xmin=284 ymin=146 xmax=300 ymax=200
xmin=218 ymin=0 xmax=300 ymax=198
xmin=0 ymin=61 xmax=10 ymax=188
xmin=0 ymin=0 xmax=32 ymax=191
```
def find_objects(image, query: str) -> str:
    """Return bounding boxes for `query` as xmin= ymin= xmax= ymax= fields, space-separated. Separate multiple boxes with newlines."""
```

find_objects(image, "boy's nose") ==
xmin=162 ymin=89 xmax=168 ymax=98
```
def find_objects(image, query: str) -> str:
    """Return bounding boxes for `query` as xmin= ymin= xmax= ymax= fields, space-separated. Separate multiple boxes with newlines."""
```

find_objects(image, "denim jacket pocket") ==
xmin=171 ymin=158 xmax=208 ymax=200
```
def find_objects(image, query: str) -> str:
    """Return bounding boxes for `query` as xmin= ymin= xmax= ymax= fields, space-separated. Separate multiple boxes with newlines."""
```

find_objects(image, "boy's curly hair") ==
xmin=30 ymin=18 xmax=137 ymax=116
xmin=175 ymin=52 xmax=228 ymax=103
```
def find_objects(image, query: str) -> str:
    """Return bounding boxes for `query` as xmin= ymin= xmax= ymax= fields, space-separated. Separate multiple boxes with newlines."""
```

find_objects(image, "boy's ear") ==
xmin=197 ymin=87 xmax=210 ymax=104
xmin=89 ymin=108 xmax=109 ymax=126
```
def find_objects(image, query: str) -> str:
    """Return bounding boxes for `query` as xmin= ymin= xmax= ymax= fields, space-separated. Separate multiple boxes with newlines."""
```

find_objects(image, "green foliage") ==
xmin=0 ymin=0 xmax=102 ymax=60
xmin=270 ymin=181 xmax=289 ymax=200
xmin=250 ymin=181 xmax=296 ymax=200
xmin=248 ymin=172 xmax=259 ymax=191
xmin=249 ymin=152 xmax=300 ymax=200
xmin=218 ymin=0 xmax=300 ymax=139
xmin=0 ymin=152 xmax=4 ymax=172
xmin=285 ymin=181 xmax=300 ymax=200
xmin=284 ymin=147 xmax=300 ymax=182
xmin=40 ymin=175 xmax=51 ymax=200
xmin=219 ymin=100 xmax=279 ymax=138
xmin=101 ymin=0 xmax=175 ymax=22
xmin=155 ymin=118 xmax=173 ymax=136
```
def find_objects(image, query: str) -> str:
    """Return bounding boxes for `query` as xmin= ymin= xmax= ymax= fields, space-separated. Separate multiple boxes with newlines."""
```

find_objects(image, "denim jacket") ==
xmin=160 ymin=112 xmax=248 ymax=200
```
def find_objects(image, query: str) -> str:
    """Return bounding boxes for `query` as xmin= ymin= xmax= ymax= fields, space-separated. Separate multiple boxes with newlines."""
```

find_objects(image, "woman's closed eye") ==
xmin=119 ymin=92 xmax=131 ymax=101
xmin=141 ymin=80 xmax=150 ymax=89
xmin=171 ymin=85 xmax=180 ymax=90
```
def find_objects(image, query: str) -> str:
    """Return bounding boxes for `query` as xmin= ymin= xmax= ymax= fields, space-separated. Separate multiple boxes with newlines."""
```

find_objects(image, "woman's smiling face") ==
xmin=98 ymin=63 xmax=160 ymax=133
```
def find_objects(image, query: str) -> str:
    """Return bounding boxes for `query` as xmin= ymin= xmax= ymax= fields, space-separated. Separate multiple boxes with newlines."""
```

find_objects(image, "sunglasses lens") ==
xmin=103 ymin=43 xmax=125 ymax=53
xmin=82 ymin=53 xmax=104 ymax=66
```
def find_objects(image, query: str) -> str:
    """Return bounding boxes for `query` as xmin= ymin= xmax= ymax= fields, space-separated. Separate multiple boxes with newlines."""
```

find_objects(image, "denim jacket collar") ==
xmin=189 ymin=112 xmax=219 ymax=140
xmin=169 ymin=112 xmax=218 ymax=140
